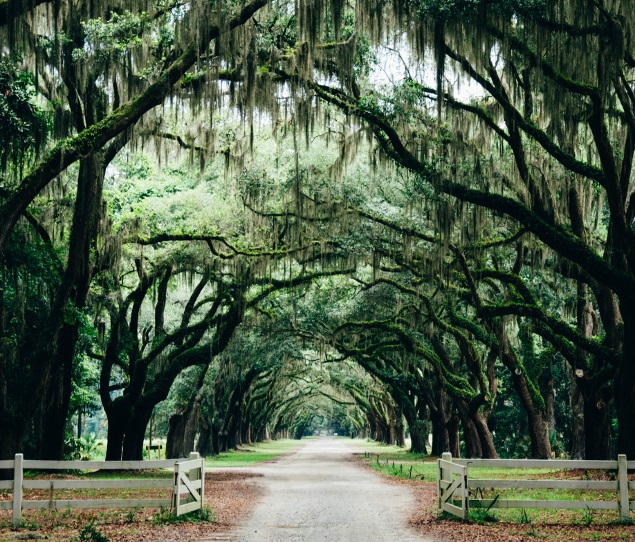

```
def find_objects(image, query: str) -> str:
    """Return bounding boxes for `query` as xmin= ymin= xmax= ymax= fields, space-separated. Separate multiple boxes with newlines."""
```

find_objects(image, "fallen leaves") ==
xmin=0 ymin=471 xmax=264 ymax=542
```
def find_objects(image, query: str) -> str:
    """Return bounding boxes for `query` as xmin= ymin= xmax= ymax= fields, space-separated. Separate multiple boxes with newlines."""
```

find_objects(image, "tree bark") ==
xmin=166 ymin=411 xmax=187 ymax=459
xmin=457 ymin=405 xmax=482 ymax=458
xmin=584 ymin=394 xmax=611 ymax=459
xmin=0 ymin=0 xmax=270 ymax=251
xmin=447 ymin=414 xmax=460 ymax=457
xmin=616 ymin=308 xmax=635 ymax=456
xmin=409 ymin=419 xmax=428 ymax=454
xmin=569 ymin=372 xmax=586 ymax=459
xmin=0 ymin=421 xmax=22 ymax=479
xmin=472 ymin=409 xmax=499 ymax=459
xmin=105 ymin=407 xmax=128 ymax=461
xmin=38 ymin=352 xmax=73 ymax=460
xmin=122 ymin=404 xmax=154 ymax=461
xmin=497 ymin=323 xmax=551 ymax=459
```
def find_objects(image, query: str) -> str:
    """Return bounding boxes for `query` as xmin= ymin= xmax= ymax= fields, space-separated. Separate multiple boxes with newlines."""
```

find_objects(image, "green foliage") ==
xmin=470 ymin=507 xmax=498 ymax=524
xmin=3 ymin=0 xmax=633 ymax=476
xmin=517 ymin=508 xmax=532 ymax=524
xmin=0 ymin=57 xmax=48 ymax=173
xmin=74 ymin=11 xmax=150 ymax=63
xmin=65 ymin=434 xmax=104 ymax=460
xmin=413 ymin=0 xmax=546 ymax=22
xmin=578 ymin=507 xmax=594 ymax=526
xmin=125 ymin=509 xmax=139 ymax=524
xmin=105 ymin=151 xmax=239 ymax=238
xmin=256 ymin=6 xmax=297 ymax=61
xmin=152 ymin=506 xmax=215 ymax=525
xmin=78 ymin=521 xmax=109 ymax=542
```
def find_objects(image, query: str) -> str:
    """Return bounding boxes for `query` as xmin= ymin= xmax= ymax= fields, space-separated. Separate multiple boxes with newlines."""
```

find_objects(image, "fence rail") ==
xmin=437 ymin=453 xmax=634 ymax=522
xmin=0 ymin=452 xmax=205 ymax=526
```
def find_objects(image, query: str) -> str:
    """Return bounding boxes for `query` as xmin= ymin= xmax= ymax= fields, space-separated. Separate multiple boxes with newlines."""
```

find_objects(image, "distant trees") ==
xmin=270 ymin=0 xmax=634 ymax=458
xmin=3 ymin=0 xmax=635 ymax=463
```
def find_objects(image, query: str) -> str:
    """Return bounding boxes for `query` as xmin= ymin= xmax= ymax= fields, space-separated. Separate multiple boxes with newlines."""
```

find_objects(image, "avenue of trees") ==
xmin=1 ymin=0 xmax=634 ymax=465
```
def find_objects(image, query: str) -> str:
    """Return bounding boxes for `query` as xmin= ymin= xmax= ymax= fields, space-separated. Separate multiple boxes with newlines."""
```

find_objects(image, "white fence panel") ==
xmin=437 ymin=454 xmax=633 ymax=522
xmin=1 ymin=453 xmax=200 ymax=526
xmin=173 ymin=452 xmax=205 ymax=517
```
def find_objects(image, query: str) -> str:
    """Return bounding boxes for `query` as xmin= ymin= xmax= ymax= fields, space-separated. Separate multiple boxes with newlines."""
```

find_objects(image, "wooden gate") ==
xmin=437 ymin=452 xmax=469 ymax=519
xmin=173 ymin=452 xmax=205 ymax=516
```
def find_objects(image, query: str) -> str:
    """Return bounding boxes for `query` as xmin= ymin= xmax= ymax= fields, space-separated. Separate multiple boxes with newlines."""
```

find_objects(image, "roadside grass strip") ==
xmin=354 ymin=439 xmax=635 ymax=526
xmin=205 ymin=438 xmax=306 ymax=468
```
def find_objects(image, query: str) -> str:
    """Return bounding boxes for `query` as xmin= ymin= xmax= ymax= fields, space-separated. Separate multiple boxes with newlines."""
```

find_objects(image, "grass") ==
xmin=1 ymin=439 xmax=289 ymax=540
xmin=5 ymin=439 xmax=304 ymax=506
xmin=353 ymin=438 xmax=437 ymax=480
xmin=78 ymin=520 xmax=110 ymax=541
xmin=205 ymin=438 xmax=306 ymax=467
xmin=152 ymin=505 xmax=216 ymax=525
xmin=68 ymin=438 xmax=168 ymax=461
xmin=352 ymin=438 xmax=635 ymax=526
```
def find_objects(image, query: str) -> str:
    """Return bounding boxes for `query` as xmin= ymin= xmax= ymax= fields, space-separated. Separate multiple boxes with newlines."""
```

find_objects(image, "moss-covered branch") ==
xmin=0 ymin=0 xmax=269 ymax=250
xmin=443 ymin=45 xmax=606 ymax=186
xmin=478 ymin=302 xmax=617 ymax=363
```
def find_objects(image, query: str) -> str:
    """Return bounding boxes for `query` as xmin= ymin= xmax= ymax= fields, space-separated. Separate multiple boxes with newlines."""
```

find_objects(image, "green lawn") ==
xmin=351 ymin=438 xmax=635 ymax=525
xmin=204 ymin=438 xmax=306 ymax=467
xmin=352 ymin=438 xmax=437 ymax=480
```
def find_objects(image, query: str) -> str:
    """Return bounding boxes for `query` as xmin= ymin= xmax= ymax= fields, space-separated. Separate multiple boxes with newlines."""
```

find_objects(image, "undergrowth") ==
xmin=152 ymin=506 xmax=216 ymax=525
xmin=77 ymin=520 xmax=109 ymax=542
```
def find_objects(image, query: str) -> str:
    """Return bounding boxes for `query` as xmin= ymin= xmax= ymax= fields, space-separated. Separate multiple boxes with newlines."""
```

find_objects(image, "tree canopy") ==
xmin=1 ymin=0 xmax=635 ymax=463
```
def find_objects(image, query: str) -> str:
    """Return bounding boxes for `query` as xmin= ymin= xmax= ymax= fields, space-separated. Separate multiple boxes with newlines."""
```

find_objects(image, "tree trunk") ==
xmin=522 ymin=391 xmax=551 ymax=459
xmin=122 ymin=405 xmax=154 ymax=461
xmin=0 ymin=421 xmax=22 ymax=479
xmin=105 ymin=408 xmax=127 ymax=461
xmin=472 ymin=410 xmax=498 ymax=459
xmin=394 ymin=406 xmax=405 ymax=447
xmin=447 ymin=414 xmax=460 ymax=457
xmin=166 ymin=411 xmax=187 ymax=459
xmin=584 ymin=393 xmax=611 ymax=459
xmin=498 ymin=323 xmax=551 ymax=459
xmin=457 ymin=405 xmax=482 ymax=458
xmin=39 ymin=325 xmax=76 ymax=460
xmin=166 ymin=371 xmax=206 ymax=458
xmin=211 ymin=425 xmax=220 ymax=455
xmin=616 ymin=308 xmax=635 ymax=456
xmin=569 ymin=370 xmax=586 ymax=459
xmin=427 ymin=388 xmax=452 ymax=456
xmin=409 ymin=420 xmax=428 ymax=454
xmin=196 ymin=417 xmax=218 ymax=456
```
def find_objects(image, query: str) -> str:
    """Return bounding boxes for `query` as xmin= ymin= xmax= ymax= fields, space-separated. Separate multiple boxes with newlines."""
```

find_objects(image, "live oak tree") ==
xmin=4 ymin=0 xmax=635 ymax=462
xmin=0 ymin=0 xmax=270 ymax=461
xmin=262 ymin=0 xmax=634 ymax=458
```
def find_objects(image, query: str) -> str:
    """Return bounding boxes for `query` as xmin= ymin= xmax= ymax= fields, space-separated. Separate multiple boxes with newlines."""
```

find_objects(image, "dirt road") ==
xmin=232 ymin=437 xmax=435 ymax=542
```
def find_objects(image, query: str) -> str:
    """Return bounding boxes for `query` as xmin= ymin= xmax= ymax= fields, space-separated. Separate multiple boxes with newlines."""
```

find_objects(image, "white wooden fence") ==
xmin=174 ymin=455 xmax=205 ymax=516
xmin=438 ymin=453 xmax=635 ymax=522
xmin=0 ymin=452 xmax=205 ymax=526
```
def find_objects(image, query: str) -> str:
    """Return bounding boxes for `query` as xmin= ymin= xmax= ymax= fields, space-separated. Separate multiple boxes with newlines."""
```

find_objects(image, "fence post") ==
xmin=12 ymin=453 xmax=23 ymax=527
xmin=438 ymin=453 xmax=452 ymax=510
xmin=460 ymin=462 xmax=469 ymax=521
xmin=618 ymin=454 xmax=630 ymax=522
xmin=173 ymin=460 xmax=180 ymax=514
xmin=189 ymin=452 xmax=203 ymax=510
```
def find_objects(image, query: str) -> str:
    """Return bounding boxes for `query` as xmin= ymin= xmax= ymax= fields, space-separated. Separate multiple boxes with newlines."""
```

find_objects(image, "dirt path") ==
xmin=230 ymin=437 xmax=436 ymax=542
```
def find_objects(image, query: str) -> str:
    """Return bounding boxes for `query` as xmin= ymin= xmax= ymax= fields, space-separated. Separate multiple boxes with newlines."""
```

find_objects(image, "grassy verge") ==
xmin=205 ymin=438 xmax=306 ymax=468
xmin=0 ymin=468 xmax=256 ymax=541
xmin=353 ymin=438 xmax=437 ymax=480
xmin=352 ymin=439 xmax=635 ymax=527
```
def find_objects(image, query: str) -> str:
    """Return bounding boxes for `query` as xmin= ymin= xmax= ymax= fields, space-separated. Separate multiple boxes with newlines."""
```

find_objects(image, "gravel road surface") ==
xmin=232 ymin=437 xmax=436 ymax=542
